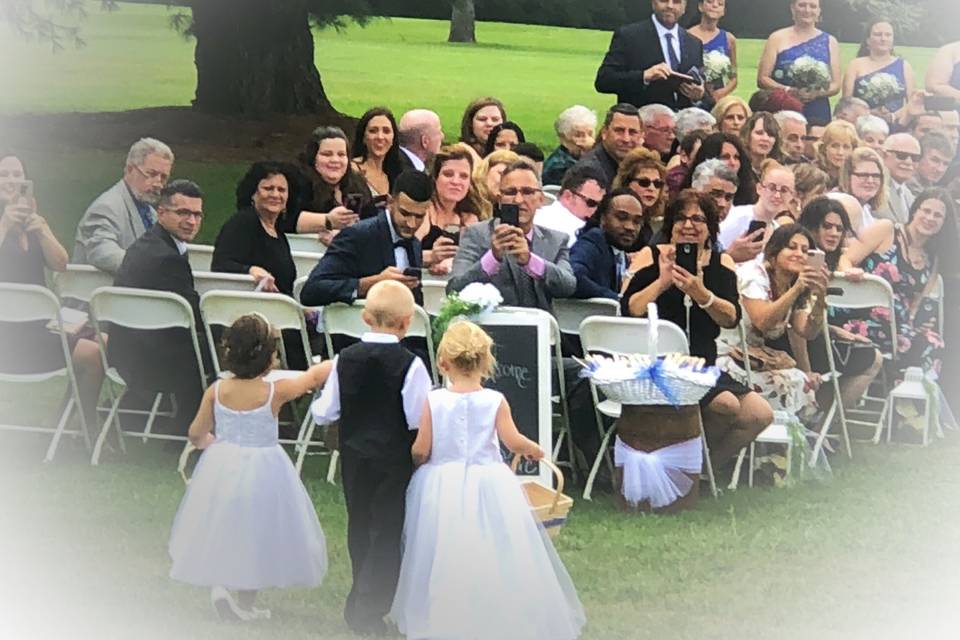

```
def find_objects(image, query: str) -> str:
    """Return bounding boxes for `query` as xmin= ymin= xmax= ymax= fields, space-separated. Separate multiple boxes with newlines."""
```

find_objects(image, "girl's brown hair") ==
xmin=221 ymin=314 xmax=278 ymax=379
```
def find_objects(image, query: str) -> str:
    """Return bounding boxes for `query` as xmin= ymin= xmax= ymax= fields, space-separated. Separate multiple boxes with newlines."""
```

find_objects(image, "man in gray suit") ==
xmin=875 ymin=133 xmax=920 ymax=224
xmin=73 ymin=138 xmax=174 ymax=274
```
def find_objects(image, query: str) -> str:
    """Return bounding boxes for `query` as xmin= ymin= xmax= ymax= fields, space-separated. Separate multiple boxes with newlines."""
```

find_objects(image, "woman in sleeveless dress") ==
xmin=843 ymin=19 xmax=915 ymax=124
xmin=688 ymin=0 xmax=738 ymax=103
xmin=926 ymin=40 xmax=960 ymax=105
xmin=757 ymin=0 xmax=841 ymax=126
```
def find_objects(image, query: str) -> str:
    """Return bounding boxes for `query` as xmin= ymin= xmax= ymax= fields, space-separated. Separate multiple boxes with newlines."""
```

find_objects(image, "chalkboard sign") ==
xmin=478 ymin=309 xmax=553 ymax=486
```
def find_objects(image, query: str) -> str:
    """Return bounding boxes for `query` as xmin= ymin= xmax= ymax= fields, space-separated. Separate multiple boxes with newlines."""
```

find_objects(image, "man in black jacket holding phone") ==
xmin=595 ymin=0 xmax=705 ymax=110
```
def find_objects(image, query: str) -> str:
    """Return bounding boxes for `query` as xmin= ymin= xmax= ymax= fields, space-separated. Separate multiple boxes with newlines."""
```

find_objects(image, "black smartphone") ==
xmin=344 ymin=192 xmax=363 ymax=211
xmin=403 ymin=267 xmax=423 ymax=281
xmin=498 ymin=203 xmax=520 ymax=227
xmin=746 ymin=220 xmax=766 ymax=238
xmin=923 ymin=95 xmax=957 ymax=112
xmin=675 ymin=242 xmax=698 ymax=275
xmin=19 ymin=180 xmax=33 ymax=200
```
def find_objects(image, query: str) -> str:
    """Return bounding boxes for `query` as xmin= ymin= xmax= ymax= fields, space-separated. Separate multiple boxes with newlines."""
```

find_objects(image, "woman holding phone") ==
xmin=623 ymin=190 xmax=772 ymax=467
xmin=294 ymin=126 xmax=368 ymax=238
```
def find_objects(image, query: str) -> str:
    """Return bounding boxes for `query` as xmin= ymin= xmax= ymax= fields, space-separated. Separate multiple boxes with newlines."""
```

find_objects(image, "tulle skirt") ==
xmin=390 ymin=461 xmax=585 ymax=640
xmin=168 ymin=442 xmax=327 ymax=590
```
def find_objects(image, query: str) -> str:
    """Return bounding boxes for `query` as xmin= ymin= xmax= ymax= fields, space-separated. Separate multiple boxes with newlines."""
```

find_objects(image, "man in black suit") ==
xmin=570 ymin=104 xmax=645 ymax=189
xmin=595 ymin=0 xmax=705 ymax=110
xmin=570 ymin=189 xmax=645 ymax=300
xmin=300 ymin=171 xmax=432 ymax=308
xmin=109 ymin=180 xmax=211 ymax=432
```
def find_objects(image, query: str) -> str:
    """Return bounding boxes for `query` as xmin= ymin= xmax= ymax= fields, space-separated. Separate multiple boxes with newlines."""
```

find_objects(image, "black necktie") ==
xmin=664 ymin=32 xmax=680 ymax=70
xmin=393 ymin=238 xmax=415 ymax=267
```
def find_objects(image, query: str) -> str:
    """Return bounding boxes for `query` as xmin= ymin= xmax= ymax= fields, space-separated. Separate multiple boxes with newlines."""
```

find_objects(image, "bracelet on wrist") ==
xmin=697 ymin=292 xmax=716 ymax=310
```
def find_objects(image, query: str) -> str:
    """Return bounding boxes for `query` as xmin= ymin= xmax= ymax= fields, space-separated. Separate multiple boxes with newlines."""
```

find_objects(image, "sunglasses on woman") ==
xmin=631 ymin=177 xmax=665 ymax=189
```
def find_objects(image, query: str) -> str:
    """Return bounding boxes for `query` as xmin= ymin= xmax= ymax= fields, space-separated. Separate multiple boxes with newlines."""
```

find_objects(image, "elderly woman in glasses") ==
xmin=612 ymin=148 xmax=667 ymax=248
xmin=543 ymin=105 xmax=598 ymax=186
xmin=623 ymin=190 xmax=773 ymax=467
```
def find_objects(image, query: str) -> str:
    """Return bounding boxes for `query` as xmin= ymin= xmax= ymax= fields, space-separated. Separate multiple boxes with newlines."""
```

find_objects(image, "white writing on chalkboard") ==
xmin=494 ymin=363 xmax=531 ymax=389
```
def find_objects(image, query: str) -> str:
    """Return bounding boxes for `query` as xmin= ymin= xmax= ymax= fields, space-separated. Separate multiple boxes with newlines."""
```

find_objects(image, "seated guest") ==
xmin=815 ymin=120 xmax=860 ymax=187
xmin=623 ymin=190 xmax=772 ymax=466
xmin=482 ymin=121 xmax=525 ymax=156
xmin=300 ymin=171 xmax=432 ymax=307
xmin=543 ymin=105 xmax=597 ymax=186
xmin=719 ymin=160 xmax=796 ymax=262
xmin=571 ymin=103 xmax=644 ymax=189
xmin=639 ymin=104 xmax=677 ymax=161
xmin=459 ymin=97 xmax=506 ymax=157
xmin=474 ymin=148 xmax=520 ymax=214
xmin=803 ymin=122 xmax=826 ymax=163
xmin=908 ymin=132 xmax=955 ymax=193
xmin=110 ymin=180 xmax=211 ymax=430
xmin=73 ymin=137 xmax=173 ymax=275
xmin=690 ymin=158 xmax=738 ymax=223
xmin=514 ymin=142 xmax=545 ymax=176
xmin=875 ymin=132 xmax=920 ymax=224
xmin=773 ymin=111 xmax=808 ymax=164
xmin=352 ymin=107 xmax=405 ymax=198
xmin=417 ymin=146 xmax=486 ymax=275
xmin=712 ymin=95 xmax=751 ymax=137
xmin=841 ymin=189 xmax=957 ymax=375
xmin=791 ymin=162 xmax=830 ymax=214
xmin=295 ymin=126 xmax=368 ymax=235
xmin=398 ymin=109 xmax=444 ymax=172
xmin=535 ymin=166 xmax=607 ymax=248
xmin=571 ymin=189 xmax=643 ymax=300
xmin=717 ymin=224 xmax=828 ymax=419
xmin=833 ymin=96 xmax=870 ymax=125
xmin=906 ymin=111 xmax=943 ymax=142
xmin=740 ymin=112 xmax=781 ymax=178
xmin=674 ymin=107 xmax=716 ymax=147
xmin=855 ymin=114 xmax=889 ymax=154
xmin=681 ymin=132 xmax=756 ymax=205
xmin=613 ymin=148 xmax=667 ymax=248
xmin=835 ymin=146 xmax=887 ymax=231
xmin=665 ymin=129 xmax=709 ymax=197
xmin=688 ymin=0 xmax=739 ymax=102
xmin=798 ymin=197 xmax=883 ymax=409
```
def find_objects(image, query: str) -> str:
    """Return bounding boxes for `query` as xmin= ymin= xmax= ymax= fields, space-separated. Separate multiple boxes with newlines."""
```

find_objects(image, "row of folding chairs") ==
xmin=185 ymin=242 xmax=323 ymax=278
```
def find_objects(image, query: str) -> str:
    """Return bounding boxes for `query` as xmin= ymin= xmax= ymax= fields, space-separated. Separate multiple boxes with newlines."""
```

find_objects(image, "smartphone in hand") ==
xmin=746 ymin=220 xmax=766 ymax=238
xmin=403 ymin=267 xmax=423 ymax=282
xmin=807 ymin=249 xmax=826 ymax=270
xmin=675 ymin=242 xmax=699 ymax=275
xmin=498 ymin=203 xmax=520 ymax=227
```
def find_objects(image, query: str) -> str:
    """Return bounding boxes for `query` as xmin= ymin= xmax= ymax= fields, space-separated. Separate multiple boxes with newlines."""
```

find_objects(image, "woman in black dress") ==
xmin=622 ymin=190 xmax=773 ymax=466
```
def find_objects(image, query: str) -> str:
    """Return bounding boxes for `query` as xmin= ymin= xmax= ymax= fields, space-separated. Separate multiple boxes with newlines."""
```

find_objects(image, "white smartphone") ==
xmin=807 ymin=249 xmax=826 ymax=270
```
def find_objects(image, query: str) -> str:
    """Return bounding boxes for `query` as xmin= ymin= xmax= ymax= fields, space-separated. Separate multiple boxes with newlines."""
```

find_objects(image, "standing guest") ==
xmin=712 ymin=95 xmax=751 ymax=137
xmin=482 ymin=122 xmax=525 ymax=156
xmin=803 ymin=122 xmax=826 ymax=163
xmin=300 ymin=171 xmax=432 ymax=308
xmin=666 ymin=129 xmax=709 ymax=197
xmin=311 ymin=281 xmax=432 ymax=637
xmin=594 ymin=0 xmax=705 ymax=111
xmin=474 ymin=148 xmax=521 ymax=213
xmin=459 ymin=97 xmax=506 ymax=157
xmin=417 ymin=146 xmax=486 ymax=276
xmin=110 ymin=180 xmax=211 ymax=431
xmin=791 ymin=162 xmax=831 ymax=213
xmin=623 ymin=190 xmax=772 ymax=466
xmin=682 ymin=132 xmax=756 ymax=205
xmin=740 ymin=112 xmax=781 ymax=177
xmin=757 ymin=0 xmax=841 ymax=126
xmin=296 ymin=126 xmax=367 ymax=235
xmin=390 ymin=321 xmax=585 ymax=640
xmin=855 ymin=114 xmax=889 ymax=153
xmin=543 ymin=105 xmax=598 ymax=186
xmin=815 ymin=120 xmax=859 ymax=187
xmin=397 ymin=109 xmax=444 ymax=172
xmin=719 ymin=160 xmax=796 ymax=261
xmin=774 ymin=110 xmax=808 ymax=164
xmin=843 ymin=19 xmax=914 ymax=123
xmin=688 ymin=0 xmax=738 ymax=102
xmin=924 ymin=40 xmax=960 ymax=104
xmin=875 ymin=132 xmax=921 ymax=224
xmin=352 ymin=107 xmax=405 ymax=198
xmin=570 ymin=189 xmax=644 ymax=299
xmin=613 ymin=148 xmax=668 ymax=247
xmin=72 ymin=137 xmax=173 ymax=275
xmin=514 ymin=143 xmax=545 ymax=177
xmin=833 ymin=97 xmax=870 ymax=125
xmin=535 ymin=166 xmax=607 ymax=248
xmin=169 ymin=315 xmax=330 ymax=622
xmin=639 ymin=104 xmax=678 ymax=161
xmin=835 ymin=147 xmax=887 ymax=230
xmin=571 ymin=103 xmax=644 ymax=189
xmin=908 ymin=132 xmax=955 ymax=193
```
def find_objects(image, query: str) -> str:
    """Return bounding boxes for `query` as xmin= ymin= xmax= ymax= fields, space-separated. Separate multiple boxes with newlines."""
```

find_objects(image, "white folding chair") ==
xmin=808 ymin=307 xmax=853 ymax=465
xmin=88 ymin=287 xmax=208 ymax=465
xmin=553 ymin=297 xmax=620 ymax=352
xmin=577 ymin=315 xmax=717 ymax=500
xmin=286 ymin=233 xmax=328 ymax=255
xmin=291 ymin=251 xmax=323 ymax=280
xmin=199 ymin=290 xmax=325 ymax=475
xmin=184 ymin=244 xmax=214 ymax=272
xmin=421 ymin=279 xmax=448 ymax=317
xmin=54 ymin=264 xmax=113 ymax=304
xmin=543 ymin=184 xmax=562 ymax=196
xmin=193 ymin=271 xmax=258 ymax=296
xmin=0 ymin=283 xmax=91 ymax=461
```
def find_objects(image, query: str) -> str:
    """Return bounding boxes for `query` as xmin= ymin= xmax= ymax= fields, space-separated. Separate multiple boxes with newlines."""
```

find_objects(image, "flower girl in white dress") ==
xmin=168 ymin=314 xmax=330 ymax=621
xmin=390 ymin=321 xmax=585 ymax=639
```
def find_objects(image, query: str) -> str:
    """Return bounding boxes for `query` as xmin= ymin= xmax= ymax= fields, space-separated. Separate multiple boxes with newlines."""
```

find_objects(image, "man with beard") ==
xmin=73 ymin=138 xmax=174 ymax=275
xmin=570 ymin=188 xmax=644 ymax=300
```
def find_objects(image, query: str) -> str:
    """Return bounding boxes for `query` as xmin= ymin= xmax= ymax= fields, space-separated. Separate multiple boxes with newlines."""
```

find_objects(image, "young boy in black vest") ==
xmin=311 ymin=280 xmax=432 ymax=636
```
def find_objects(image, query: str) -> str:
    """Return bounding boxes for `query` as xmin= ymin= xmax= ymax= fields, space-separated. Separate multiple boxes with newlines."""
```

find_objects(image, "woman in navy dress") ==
xmin=843 ymin=19 xmax=915 ymax=124
xmin=757 ymin=0 xmax=841 ymax=126
xmin=688 ymin=0 xmax=738 ymax=103
xmin=926 ymin=40 xmax=960 ymax=106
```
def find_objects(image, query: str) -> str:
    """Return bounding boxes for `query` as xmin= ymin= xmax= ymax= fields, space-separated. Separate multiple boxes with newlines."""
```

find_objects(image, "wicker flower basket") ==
xmin=511 ymin=457 xmax=573 ymax=539
xmin=596 ymin=373 xmax=714 ymax=406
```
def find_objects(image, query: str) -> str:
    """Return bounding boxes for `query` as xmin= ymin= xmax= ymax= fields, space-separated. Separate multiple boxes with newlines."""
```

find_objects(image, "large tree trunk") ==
xmin=190 ymin=0 xmax=336 ymax=115
xmin=448 ymin=0 xmax=476 ymax=43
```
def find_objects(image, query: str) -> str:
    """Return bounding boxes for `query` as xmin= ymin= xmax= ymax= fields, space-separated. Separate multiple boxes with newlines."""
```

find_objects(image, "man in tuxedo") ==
xmin=109 ymin=179 xmax=210 ymax=432
xmin=300 ymin=170 xmax=432 ymax=308
xmin=595 ymin=0 xmax=705 ymax=111
xmin=876 ymin=133 xmax=921 ymax=224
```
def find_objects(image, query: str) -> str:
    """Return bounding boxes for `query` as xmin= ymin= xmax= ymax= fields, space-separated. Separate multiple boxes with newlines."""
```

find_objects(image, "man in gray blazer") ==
xmin=72 ymin=138 xmax=174 ymax=275
xmin=875 ymin=133 xmax=920 ymax=224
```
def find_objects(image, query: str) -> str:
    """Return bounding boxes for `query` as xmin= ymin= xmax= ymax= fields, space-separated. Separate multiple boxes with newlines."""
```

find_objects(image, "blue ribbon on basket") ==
xmin=634 ymin=358 xmax=681 ymax=408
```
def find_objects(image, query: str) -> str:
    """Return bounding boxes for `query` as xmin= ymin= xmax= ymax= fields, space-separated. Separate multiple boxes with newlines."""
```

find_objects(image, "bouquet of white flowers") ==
xmin=778 ymin=54 xmax=831 ymax=91
xmin=703 ymin=50 xmax=734 ymax=85
xmin=858 ymin=72 xmax=902 ymax=109
xmin=431 ymin=283 xmax=503 ymax=345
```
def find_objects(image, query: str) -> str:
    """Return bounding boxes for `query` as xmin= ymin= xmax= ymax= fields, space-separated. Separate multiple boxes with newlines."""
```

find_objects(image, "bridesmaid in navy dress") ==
xmin=757 ymin=0 xmax=841 ymax=126
xmin=843 ymin=19 xmax=915 ymax=124
xmin=926 ymin=40 xmax=960 ymax=108
xmin=688 ymin=0 xmax=738 ymax=103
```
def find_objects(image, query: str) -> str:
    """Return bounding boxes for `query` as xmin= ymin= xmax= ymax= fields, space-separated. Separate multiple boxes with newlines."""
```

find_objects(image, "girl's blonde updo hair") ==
xmin=437 ymin=321 xmax=496 ymax=380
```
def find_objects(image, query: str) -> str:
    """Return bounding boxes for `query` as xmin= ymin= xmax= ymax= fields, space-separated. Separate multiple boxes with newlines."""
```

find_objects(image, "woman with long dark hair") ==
xmin=482 ymin=121 xmax=526 ymax=157
xmin=682 ymin=132 xmax=757 ymax=205
xmin=459 ymin=97 xmax=507 ymax=157
xmin=295 ymin=126 xmax=368 ymax=235
xmin=352 ymin=107 xmax=405 ymax=197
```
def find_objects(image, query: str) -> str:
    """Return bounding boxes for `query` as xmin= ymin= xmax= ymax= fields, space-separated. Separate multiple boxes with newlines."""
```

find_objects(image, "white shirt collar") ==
xmin=361 ymin=332 xmax=400 ymax=344
xmin=652 ymin=15 xmax=679 ymax=39
xmin=174 ymin=238 xmax=187 ymax=255
xmin=400 ymin=146 xmax=426 ymax=172
xmin=385 ymin=210 xmax=401 ymax=243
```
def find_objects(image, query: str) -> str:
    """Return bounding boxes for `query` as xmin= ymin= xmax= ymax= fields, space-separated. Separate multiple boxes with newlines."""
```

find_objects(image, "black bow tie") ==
xmin=393 ymin=238 xmax=414 ymax=249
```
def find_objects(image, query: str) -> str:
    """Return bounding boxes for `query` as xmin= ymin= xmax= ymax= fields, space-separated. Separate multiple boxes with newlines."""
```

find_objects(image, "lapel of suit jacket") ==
xmin=376 ymin=213 xmax=396 ymax=267
xmin=119 ymin=180 xmax=149 ymax=237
